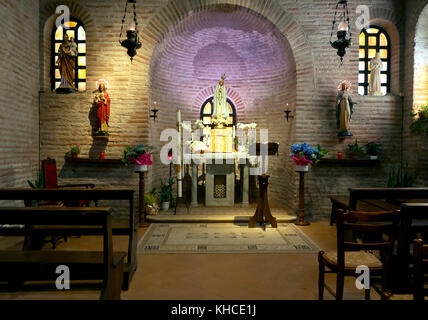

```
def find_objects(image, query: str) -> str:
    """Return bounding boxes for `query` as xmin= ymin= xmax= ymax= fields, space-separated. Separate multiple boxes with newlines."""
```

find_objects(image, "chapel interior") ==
xmin=0 ymin=0 xmax=427 ymax=301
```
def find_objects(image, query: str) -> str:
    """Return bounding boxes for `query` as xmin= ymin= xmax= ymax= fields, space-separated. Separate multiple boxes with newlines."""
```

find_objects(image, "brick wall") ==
xmin=0 ymin=0 xmax=39 ymax=193
xmin=33 ymin=0 xmax=425 ymax=218
xmin=402 ymin=0 xmax=428 ymax=187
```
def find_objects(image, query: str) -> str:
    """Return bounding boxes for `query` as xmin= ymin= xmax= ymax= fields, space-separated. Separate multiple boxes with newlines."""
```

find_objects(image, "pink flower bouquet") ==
xmin=292 ymin=155 xmax=312 ymax=166
xmin=136 ymin=153 xmax=153 ymax=166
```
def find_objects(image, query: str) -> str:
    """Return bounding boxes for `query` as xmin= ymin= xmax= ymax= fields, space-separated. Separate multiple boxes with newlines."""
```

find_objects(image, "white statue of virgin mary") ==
xmin=212 ymin=73 xmax=229 ymax=126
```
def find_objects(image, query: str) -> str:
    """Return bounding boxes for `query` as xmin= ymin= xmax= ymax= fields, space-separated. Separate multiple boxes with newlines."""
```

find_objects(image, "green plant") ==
xmin=364 ymin=137 xmax=382 ymax=156
xmin=27 ymin=168 xmax=44 ymax=189
xmin=144 ymin=188 xmax=158 ymax=206
xmin=69 ymin=143 xmax=81 ymax=155
xmin=348 ymin=139 xmax=363 ymax=154
xmin=159 ymin=176 xmax=174 ymax=206
xmin=313 ymin=144 xmax=329 ymax=163
xmin=387 ymin=164 xmax=413 ymax=187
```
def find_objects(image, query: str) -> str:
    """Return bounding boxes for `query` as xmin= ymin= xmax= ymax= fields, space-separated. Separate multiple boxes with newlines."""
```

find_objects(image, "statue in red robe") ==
xmin=93 ymin=83 xmax=110 ymax=136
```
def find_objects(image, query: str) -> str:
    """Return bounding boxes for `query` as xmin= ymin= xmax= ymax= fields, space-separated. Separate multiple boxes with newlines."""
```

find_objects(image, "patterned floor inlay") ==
xmin=138 ymin=223 xmax=320 ymax=254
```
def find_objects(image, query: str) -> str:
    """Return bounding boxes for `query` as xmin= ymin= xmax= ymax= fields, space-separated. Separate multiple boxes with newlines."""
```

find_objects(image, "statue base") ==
xmin=56 ymin=87 xmax=76 ymax=94
xmin=95 ymin=131 xmax=109 ymax=138
xmin=338 ymin=131 xmax=353 ymax=137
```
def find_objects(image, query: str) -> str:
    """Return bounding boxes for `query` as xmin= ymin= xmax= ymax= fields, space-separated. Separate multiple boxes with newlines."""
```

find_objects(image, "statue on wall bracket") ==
xmin=369 ymin=52 xmax=384 ymax=96
xmin=56 ymin=34 xmax=77 ymax=94
xmin=93 ymin=80 xmax=110 ymax=137
xmin=336 ymin=80 xmax=355 ymax=137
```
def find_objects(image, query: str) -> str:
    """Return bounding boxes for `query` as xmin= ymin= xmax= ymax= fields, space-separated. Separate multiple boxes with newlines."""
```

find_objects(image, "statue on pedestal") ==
xmin=212 ymin=73 xmax=229 ymax=128
xmin=56 ymin=34 xmax=77 ymax=93
xmin=93 ymin=82 xmax=110 ymax=136
xmin=369 ymin=52 xmax=384 ymax=96
xmin=336 ymin=80 xmax=355 ymax=137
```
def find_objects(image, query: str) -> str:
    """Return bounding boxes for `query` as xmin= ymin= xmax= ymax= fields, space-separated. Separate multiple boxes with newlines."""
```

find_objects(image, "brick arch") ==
xmin=364 ymin=7 xmax=403 ymax=95
xmin=413 ymin=3 xmax=428 ymax=107
xmin=191 ymin=86 xmax=246 ymax=115
xmin=138 ymin=0 xmax=315 ymax=104
xmin=39 ymin=1 xmax=95 ymax=91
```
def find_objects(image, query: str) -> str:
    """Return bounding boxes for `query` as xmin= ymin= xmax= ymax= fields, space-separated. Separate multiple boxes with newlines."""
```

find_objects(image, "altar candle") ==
xmin=337 ymin=152 xmax=343 ymax=160
xmin=176 ymin=109 xmax=183 ymax=197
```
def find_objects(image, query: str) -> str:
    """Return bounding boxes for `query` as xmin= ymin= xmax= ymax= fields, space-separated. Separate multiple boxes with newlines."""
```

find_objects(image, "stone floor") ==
xmin=147 ymin=204 xmax=297 ymax=223
xmin=0 ymin=219 xmax=382 ymax=300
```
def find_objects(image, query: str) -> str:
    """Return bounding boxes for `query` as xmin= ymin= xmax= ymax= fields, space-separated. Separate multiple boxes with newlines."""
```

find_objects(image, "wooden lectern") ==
xmin=248 ymin=142 xmax=279 ymax=229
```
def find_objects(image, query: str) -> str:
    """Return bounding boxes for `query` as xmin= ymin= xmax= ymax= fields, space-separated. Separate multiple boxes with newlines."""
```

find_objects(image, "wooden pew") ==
xmin=329 ymin=188 xmax=428 ymax=225
xmin=0 ymin=188 xmax=136 ymax=290
xmin=0 ymin=207 xmax=126 ymax=300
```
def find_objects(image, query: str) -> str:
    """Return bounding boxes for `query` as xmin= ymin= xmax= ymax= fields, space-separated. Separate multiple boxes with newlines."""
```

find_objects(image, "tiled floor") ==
xmin=0 ymin=220 xmax=381 ymax=300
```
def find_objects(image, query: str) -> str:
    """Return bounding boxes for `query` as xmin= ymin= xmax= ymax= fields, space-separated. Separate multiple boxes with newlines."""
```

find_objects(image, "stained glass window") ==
xmin=358 ymin=25 xmax=391 ymax=96
xmin=200 ymin=97 xmax=237 ymax=127
xmin=51 ymin=19 xmax=86 ymax=91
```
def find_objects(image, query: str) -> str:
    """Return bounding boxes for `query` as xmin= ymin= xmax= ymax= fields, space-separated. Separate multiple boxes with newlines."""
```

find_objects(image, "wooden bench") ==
xmin=329 ymin=188 xmax=428 ymax=225
xmin=0 ymin=207 xmax=126 ymax=300
xmin=0 ymin=188 xmax=136 ymax=290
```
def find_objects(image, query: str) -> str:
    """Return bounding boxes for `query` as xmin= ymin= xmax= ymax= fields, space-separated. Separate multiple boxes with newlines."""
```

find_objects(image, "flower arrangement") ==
xmin=122 ymin=144 xmax=155 ymax=165
xmin=237 ymin=123 xmax=257 ymax=130
xmin=290 ymin=143 xmax=329 ymax=166
xmin=364 ymin=137 xmax=382 ymax=156
xmin=192 ymin=120 xmax=205 ymax=130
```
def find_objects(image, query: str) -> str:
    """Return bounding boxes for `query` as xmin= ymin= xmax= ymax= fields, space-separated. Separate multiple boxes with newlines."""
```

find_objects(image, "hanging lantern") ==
xmin=119 ymin=0 xmax=142 ymax=63
xmin=329 ymin=0 xmax=352 ymax=65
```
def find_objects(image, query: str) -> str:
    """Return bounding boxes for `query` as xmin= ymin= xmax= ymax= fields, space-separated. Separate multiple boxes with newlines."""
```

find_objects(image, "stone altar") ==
xmin=183 ymin=152 xmax=254 ymax=207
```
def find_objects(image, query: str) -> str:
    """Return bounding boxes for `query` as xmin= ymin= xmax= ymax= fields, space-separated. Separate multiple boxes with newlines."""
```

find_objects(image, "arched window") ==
xmin=51 ymin=19 xmax=86 ymax=91
xmin=358 ymin=26 xmax=391 ymax=96
xmin=200 ymin=97 xmax=237 ymax=127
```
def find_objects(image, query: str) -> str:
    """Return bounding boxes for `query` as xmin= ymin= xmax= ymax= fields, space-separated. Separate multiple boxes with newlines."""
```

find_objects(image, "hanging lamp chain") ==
xmin=329 ymin=1 xmax=340 ymax=44
xmin=118 ymin=1 xmax=129 ymax=44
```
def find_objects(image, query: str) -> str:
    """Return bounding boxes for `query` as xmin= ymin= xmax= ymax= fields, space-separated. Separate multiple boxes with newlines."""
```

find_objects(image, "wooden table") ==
xmin=0 ymin=188 xmax=136 ymax=290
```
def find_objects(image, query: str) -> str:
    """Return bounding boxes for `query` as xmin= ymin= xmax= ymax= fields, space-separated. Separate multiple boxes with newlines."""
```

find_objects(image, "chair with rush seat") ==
xmin=318 ymin=209 xmax=399 ymax=300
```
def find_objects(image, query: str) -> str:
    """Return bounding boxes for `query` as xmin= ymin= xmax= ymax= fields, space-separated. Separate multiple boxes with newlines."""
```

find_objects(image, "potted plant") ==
xmin=68 ymin=143 xmax=81 ymax=158
xmin=364 ymin=137 xmax=382 ymax=160
xmin=122 ymin=144 xmax=155 ymax=172
xmin=159 ymin=177 xmax=174 ymax=211
xmin=416 ymin=103 xmax=428 ymax=120
xmin=290 ymin=143 xmax=329 ymax=171
xmin=348 ymin=139 xmax=363 ymax=159
xmin=145 ymin=188 xmax=159 ymax=215
xmin=410 ymin=102 xmax=428 ymax=136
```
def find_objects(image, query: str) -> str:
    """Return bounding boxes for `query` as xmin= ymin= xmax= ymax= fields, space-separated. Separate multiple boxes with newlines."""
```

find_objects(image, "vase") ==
xmin=71 ymin=153 xmax=78 ymax=159
xmin=161 ymin=202 xmax=170 ymax=211
xmin=350 ymin=153 xmax=358 ymax=160
xmin=295 ymin=165 xmax=309 ymax=172
xmin=135 ymin=164 xmax=148 ymax=172
xmin=370 ymin=155 xmax=378 ymax=160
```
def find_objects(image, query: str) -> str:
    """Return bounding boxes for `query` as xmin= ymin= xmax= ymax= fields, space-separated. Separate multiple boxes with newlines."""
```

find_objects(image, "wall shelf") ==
xmin=316 ymin=158 xmax=380 ymax=165
xmin=65 ymin=157 xmax=123 ymax=165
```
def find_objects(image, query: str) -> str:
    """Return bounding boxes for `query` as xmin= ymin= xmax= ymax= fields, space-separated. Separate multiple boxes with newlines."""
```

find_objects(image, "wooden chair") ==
xmin=30 ymin=158 xmax=96 ymax=248
xmin=318 ymin=209 xmax=399 ymax=300
xmin=413 ymin=238 xmax=428 ymax=300
xmin=42 ymin=157 xmax=95 ymax=206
